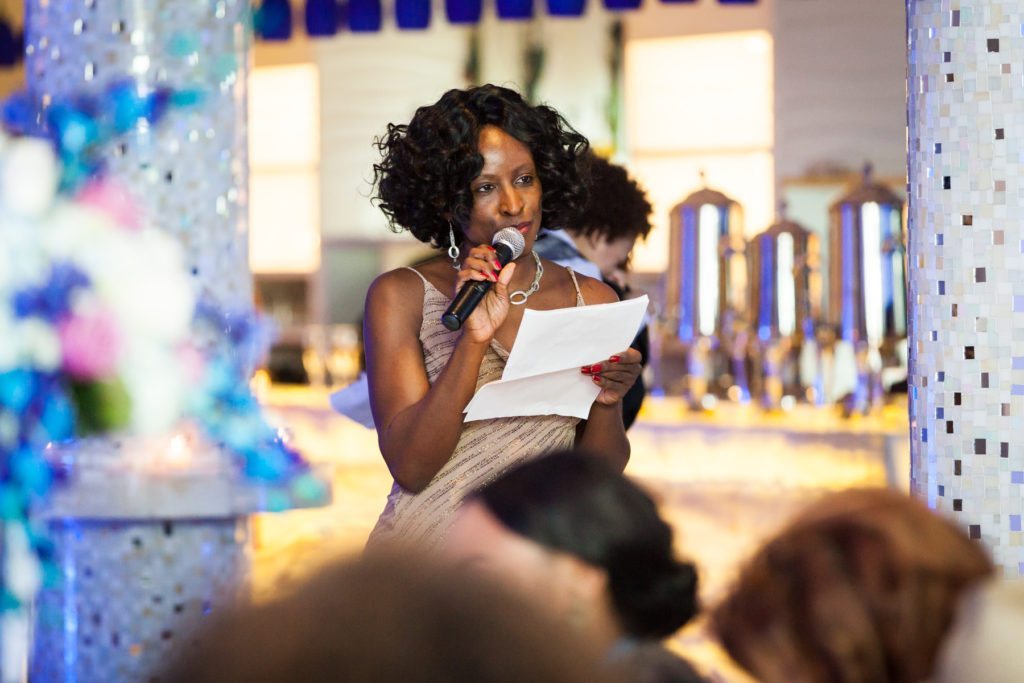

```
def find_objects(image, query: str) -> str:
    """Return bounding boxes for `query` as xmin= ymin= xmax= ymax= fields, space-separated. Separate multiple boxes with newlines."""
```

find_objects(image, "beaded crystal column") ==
xmin=907 ymin=0 xmax=1024 ymax=575
xmin=24 ymin=0 xmax=252 ymax=313
xmin=23 ymin=1 xmax=255 ymax=679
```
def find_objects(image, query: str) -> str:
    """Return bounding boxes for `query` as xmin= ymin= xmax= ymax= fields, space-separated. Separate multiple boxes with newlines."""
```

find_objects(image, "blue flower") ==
xmin=10 ymin=446 xmax=52 ymax=497
xmin=46 ymin=102 xmax=100 ymax=158
xmin=12 ymin=262 xmax=90 ymax=322
xmin=0 ymin=370 xmax=37 ymax=413
xmin=4 ymin=80 xmax=202 ymax=193
xmin=40 ymin=390 xmax=75 ymax=442
xmin=1 ymin=91 xmax=38 ymax=136
xmin=0 ymin=484 xmax=24 ymax=521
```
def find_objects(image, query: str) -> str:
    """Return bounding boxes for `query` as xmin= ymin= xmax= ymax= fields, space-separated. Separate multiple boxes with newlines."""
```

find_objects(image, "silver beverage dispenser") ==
xmin=824 ymin=166 xmax=908 ymax=414
xmin=747 ymin=208 xmax=823 ymax=410
xmin=662 ymin=183 xmax=749 ymax=408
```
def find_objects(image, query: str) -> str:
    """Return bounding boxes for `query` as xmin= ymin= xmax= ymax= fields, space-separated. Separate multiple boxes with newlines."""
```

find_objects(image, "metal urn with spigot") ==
xmin=747 ymin=206 xmax=823 ymax=411
xmin=662 ymin=180 xmax=749 ymax=409
xmin=824 ymin=165 xmax=907 ymax=415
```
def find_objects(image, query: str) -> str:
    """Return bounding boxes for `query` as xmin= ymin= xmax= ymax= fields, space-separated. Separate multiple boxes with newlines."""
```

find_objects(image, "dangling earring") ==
xmin=448 ymin=222 xmax=461 ymax=271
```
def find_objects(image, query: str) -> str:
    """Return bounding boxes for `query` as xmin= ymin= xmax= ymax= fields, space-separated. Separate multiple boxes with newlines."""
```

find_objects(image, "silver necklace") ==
xmin=509 ymin=251 xmax=543 ymax=305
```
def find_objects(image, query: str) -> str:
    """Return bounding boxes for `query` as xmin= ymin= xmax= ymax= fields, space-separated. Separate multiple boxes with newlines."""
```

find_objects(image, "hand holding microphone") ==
xmin=442 ymin=227 xmax=526 ymax=332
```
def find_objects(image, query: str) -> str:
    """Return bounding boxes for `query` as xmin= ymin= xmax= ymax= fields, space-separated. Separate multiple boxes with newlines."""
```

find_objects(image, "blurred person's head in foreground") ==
xmin=562 ymin=153 xmax=652 ymax=284
xmin=711 ymin=487 xmax=994 ymax=683
xmin=161 ymin=551 xmax=614 ymax=683
xmin=444 ymin=450 xmax=700 ymax=678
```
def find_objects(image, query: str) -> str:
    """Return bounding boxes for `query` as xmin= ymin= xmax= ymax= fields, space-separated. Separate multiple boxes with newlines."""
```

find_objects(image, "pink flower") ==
xmin=59 ymin=310 xmax=121 ymax=379
xmin=76 ymin=180 xmax=140 ymax=231
xmin=176 ymin=342 xmax=205 ymax=385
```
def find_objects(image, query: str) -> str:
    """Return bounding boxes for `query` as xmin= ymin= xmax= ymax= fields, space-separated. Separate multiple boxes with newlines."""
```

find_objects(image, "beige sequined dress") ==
xmin=368 ymin=265 xmax=585 ymax=549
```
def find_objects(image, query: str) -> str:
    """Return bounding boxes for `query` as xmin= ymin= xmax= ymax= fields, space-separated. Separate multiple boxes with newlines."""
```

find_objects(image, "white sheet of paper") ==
xmin=464 ymin=295 xmax=648 ymax=422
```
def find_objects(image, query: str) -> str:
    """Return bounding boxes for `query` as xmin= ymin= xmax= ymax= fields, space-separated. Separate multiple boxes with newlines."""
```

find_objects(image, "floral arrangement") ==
xmin=0 ymin=82 xmax=326 ymax=609
xmin=0 ymin=133 xmax=195 ymax=606
xmin=189 ymin=302 xmax=328 ymax=511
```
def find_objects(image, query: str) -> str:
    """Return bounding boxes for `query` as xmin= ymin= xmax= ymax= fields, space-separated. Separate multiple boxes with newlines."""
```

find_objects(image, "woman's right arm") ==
xmin=363 ymin=258 xmax=512 ymax=493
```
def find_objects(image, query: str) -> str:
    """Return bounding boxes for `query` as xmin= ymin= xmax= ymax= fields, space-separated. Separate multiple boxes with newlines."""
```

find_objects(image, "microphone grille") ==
xmin=492 ymin=227 xmax=526 ymax=260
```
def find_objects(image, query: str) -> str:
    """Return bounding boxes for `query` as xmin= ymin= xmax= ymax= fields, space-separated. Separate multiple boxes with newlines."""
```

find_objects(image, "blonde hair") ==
xmin=712 ymin=488 xmax=993 ymax=683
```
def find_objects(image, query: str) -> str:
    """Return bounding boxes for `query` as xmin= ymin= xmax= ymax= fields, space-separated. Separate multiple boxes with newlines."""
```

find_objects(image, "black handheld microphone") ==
xmin=441 ymin=227 xmax=526 ymax=331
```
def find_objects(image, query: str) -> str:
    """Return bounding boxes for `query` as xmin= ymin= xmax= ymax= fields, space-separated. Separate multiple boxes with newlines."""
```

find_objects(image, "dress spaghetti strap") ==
xmin=402 ymin=265 xmax=429 ymax=285
xmin=565 ymin=267 xmax=586 ymax=306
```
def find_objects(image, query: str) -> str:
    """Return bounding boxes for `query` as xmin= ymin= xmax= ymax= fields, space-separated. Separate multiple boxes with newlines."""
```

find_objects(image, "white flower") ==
xmin=0 ymin=235 xmax=12 ymax=291
xmin=0 ymin=308 xmax=15 ymax=372
xmin=0 ymin=213 xmax=49 ymax=291
xmin=39 ymin=204 xmax=112 ymax=261
xmin=15 ymin=318 xmax=61 ymax=371
xmin=3 ymin=524 xmax=42 ymax=603
xmin=68 ymin=288 xmax=100 ymax=317
xmin=73 ymin=226 xmax=194 ymax=344
xmin=119 ymin=345 xmax=188 ymax=434
xmin=1 ymin=139 xmax=58 ymax=219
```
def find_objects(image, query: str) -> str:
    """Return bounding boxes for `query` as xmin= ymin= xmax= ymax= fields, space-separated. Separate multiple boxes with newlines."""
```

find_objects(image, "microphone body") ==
xmin=441 ymin=228 xmax=524 ymax=331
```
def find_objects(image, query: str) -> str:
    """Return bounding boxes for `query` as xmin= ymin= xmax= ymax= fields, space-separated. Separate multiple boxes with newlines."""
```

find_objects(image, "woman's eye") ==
xmin=475 ymin=184 xmax=494 ymax=194
xmin=516 ymin=175 xmax=534 ymax=185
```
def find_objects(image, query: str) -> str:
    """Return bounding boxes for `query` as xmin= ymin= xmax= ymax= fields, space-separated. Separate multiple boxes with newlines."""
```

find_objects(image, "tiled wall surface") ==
xmin=908 ymin=0 xmax=1024 ymax=574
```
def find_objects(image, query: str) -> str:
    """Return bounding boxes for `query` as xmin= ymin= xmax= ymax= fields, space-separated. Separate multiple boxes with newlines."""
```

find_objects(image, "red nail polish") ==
xmin=592 ymin=376 xmax=601 ymax=384
xmin=609 ymin=355 xmax=621 ymax=363
xmin=581 ymin=367 xmax=591 ymax=374
xmin=590 ymin=364 xmax=602 ymax=373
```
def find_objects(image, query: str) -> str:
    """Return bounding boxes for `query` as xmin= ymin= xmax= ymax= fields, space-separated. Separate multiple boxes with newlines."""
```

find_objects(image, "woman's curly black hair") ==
xmin=566 ymin=154 xmax=653 ymax=242
xmin=372 ymin=84 xmax=590 ymax=249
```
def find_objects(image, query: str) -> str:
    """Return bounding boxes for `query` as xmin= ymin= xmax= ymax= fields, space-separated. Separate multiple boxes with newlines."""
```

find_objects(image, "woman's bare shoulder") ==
xmin=367 ymin=267 xmax=424 ymax=302
xmin=573 ymin=271 xmax=618 ymax=305
xmin=364 ymin=267 xmax=431 ymax=331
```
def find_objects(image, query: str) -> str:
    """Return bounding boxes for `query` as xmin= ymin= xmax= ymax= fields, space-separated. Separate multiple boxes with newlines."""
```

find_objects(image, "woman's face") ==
xmin=462 ymin=125 xmax=543 ymax=258
xmin=577 ymin=234 xmax=636 ymax=281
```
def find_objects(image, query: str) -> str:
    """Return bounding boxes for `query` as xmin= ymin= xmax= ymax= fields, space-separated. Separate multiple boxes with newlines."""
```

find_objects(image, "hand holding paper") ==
xmin=464 ymin=295 xmax=649 ymax=421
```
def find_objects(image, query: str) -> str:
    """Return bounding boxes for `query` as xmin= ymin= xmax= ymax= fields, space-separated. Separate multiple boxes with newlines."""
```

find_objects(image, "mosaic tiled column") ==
xmin=21 ymin=1 xmax=256 ymax=680
xmin=31 ymin=517 xmax=249 ymax=682
xmin=907 ymin=0 xmax=1024 ymax=575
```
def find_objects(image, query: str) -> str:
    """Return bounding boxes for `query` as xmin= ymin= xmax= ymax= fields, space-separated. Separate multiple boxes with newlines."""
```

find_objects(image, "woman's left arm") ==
xmin=574 ymin=279 xmax=641 ymax=472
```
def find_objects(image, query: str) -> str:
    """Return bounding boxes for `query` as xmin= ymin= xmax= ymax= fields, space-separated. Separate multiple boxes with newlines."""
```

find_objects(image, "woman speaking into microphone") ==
xmin=363 ymin=85 xmax=640 ymax=550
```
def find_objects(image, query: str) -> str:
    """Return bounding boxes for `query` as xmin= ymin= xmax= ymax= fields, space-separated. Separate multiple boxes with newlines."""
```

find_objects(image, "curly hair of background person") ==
xmin=565 ymin=153 xmax=653 ymax=244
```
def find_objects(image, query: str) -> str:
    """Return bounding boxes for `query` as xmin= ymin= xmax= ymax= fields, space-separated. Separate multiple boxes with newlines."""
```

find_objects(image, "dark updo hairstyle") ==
xmin=470 ymin=450 xmax=698 ymax=639
xmin=372 ymin=84 xmax=590 ymax=249
xmin=567 ymin=153 xmax=653 ymax=243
